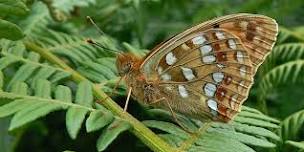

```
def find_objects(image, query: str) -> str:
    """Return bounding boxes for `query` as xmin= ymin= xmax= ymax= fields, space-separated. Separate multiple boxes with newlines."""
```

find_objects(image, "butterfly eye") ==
xmin=118 ymin=62 xmax=132 ymax=76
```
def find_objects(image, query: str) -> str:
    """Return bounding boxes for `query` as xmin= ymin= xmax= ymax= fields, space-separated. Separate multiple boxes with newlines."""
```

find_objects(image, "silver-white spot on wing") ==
xmin=236 ymin=51 xmax=244 ymax=63
xmin=202 ymin=55 xmax=216 ymax=63
xmin=200 ymin=45 xmax=212 ymax=55
xmin=181 ymin=67 xmax=196 ymax=81
xmin=207 ymin=99 xmax=218 ymax=111
xmin=215 ymin=32 xmax=225 ymax=40
xmin=192 ymin=36 xmax=207 ymax=45
xmin=228 ymin=39 xmax=237 ymax=49
xmin=178 ymin=85 xmax=188 ymax=98
xmin=204 ymin=83 xmax=217 ymax=97
xmin=165 ymin=52 xmax=177 ymax=65
xmin=161 ymin=73 xmax=171 ymax=81
xmin=212 ymin=72 xmax=224 ymax=83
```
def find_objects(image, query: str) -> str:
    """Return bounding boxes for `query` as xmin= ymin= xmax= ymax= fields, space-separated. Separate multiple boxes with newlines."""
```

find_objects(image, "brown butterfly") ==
xmin=114 ymin=13 xmax=278 ymax=123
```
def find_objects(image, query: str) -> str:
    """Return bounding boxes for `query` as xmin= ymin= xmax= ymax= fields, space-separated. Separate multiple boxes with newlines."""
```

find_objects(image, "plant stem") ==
xmin=24 ymin=42 xmax=175 ymax=152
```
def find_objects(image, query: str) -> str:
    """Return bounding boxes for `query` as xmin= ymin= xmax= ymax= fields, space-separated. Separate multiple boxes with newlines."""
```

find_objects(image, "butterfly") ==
xmin=115 ymin=13 xmax=278 ymax=123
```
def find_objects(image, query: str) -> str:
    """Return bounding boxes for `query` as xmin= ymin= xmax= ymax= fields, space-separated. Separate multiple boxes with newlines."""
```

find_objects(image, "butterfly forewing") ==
xmin=140 ymin=14 xmax=278 ymax=122
xmin=212 ymin=15 xmax=278 ymax=72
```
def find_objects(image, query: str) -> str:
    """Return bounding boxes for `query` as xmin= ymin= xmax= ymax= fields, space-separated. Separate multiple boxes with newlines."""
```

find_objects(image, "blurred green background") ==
xmin=1 ymin=0 xmax=304 ymax=152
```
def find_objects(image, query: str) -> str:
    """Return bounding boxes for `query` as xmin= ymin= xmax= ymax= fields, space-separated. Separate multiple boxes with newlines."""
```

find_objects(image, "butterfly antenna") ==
xmin=86 ymin=39 xmax=121 ymax=54
xmin=86 ymin=16 xmax=121 ymax=54
xmin=86 ymin=16 xmax=106 ymax=36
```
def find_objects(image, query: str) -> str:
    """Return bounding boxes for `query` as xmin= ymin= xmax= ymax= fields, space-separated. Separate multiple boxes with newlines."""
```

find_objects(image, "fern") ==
xmin=51 ymin=0 xmax=96 ymax=14
xmin=144 ymin=106 xmax=280 ymax=152
xmin=258 ymin=60 xmax=304 ymax=104
xmin=0 ymin=38 xmax=134 ymax=150
xmin=285 ymin=141 xmax=304 ymax=151
xmin=0 ymin=0 xmax=27 ymax=41
xmin=275 ymin=110 xmax=304 ymax=151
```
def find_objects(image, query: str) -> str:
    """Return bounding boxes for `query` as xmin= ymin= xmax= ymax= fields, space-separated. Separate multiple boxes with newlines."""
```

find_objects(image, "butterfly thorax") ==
xmin=116 ymin=53 xmax=163 ymax=105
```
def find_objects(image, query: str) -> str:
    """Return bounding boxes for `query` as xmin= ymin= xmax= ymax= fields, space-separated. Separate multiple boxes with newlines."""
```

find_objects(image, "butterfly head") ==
xmin=116 ymin=53 xmax=141 ymax=76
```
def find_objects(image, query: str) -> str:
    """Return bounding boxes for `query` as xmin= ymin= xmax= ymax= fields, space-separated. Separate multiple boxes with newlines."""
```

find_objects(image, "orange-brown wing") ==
xmin=141 ymin=13 xmax=278 ymax=75
xmin=140 ymin=14 xmax=278 ymax=122
xmin=156 ymin=29 xmax=253 ymax=122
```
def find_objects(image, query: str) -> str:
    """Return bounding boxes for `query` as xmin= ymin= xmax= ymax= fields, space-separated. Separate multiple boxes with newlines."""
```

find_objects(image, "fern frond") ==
xmin=277 ymin=27 xmax=304 ymax=43
xmin=285 ymin=140 xmax=304 ymax=150
xmin=258 ymin=60 xmax=304 ymax=103
xmin=0 ymin=37 xmax=133 ymax=151
xmin=280 ymin=110 xmax=304 ymax=141
xmin=145 ymin=106 xmax=280 ymax=152
xmin=261 ymin=43 xmax=304 ymax=74
xmin=0 ymin=40 xmax=71 ymax=89
xmin=20 ymin=2 xmax=51 ymax=40
xmin=0 ymin=79 xmax=127 ymax=150
xmin=276 ymin=110 xmax=304 ymax=151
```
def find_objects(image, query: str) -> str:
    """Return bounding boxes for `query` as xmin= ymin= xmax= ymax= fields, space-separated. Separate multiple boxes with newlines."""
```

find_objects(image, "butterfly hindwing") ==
xmin=157 ymin=29 xmax=253 ymax=121
xmin=140 ymin=14 xmax=278 ymax=122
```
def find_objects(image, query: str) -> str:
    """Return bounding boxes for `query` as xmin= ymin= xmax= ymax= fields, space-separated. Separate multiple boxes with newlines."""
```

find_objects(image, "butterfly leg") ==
xmin=150 ymin=97 xmax=193 ymax=133
xmin=124 ymin=87 xmax=132 ymax=112
xmin=150 ymin=97 xmax=166 ymax=104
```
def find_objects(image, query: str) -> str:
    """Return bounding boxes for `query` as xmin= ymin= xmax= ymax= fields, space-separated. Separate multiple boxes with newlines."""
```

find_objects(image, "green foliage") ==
xmin=0 ymin=0 xmax=28 ymax=41
xmin=145 ymin=107 xmax=280 ymax=152
xmin=0 ymin=0 xmax=304 ymax=152
xmin=96 ymin=118 xmax=131 ymax=151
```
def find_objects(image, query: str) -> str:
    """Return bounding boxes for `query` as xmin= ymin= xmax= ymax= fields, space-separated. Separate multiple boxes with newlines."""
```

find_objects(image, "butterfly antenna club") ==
xmin=85 ymin=38 xmax=121 ymax=54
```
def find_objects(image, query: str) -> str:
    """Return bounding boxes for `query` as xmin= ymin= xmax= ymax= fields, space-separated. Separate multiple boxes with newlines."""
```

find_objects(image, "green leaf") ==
xmin=9 ymin=102 xmax=62 ymax=130
xmin=21 ymin=2 xmax=50 ymax=37
xmin=0 ymin=56 xmax=19 ymax=70
xmin=52 ymin=0 xmax=96 ymax=14
xmin=34 ymin=79 xmax=51 ymax=98
xmin=31 ymin=68 xmax=57 ymax=86
xmin=232 ymin=122 xmax=280 ymax=141
xmin=143 ymin=120 xmax=190 ymax=139
xmin=0 ymin=0 xmax=29 ymax=16
xmin=10 ymin=82 xmax=28 ymax=95
xmin=75 ymin=81 xmax=93 ymax=107
xmin=85 ymin=110 xmax=114 ymax=132
xmin=285 ymin=140 xmax=304 ymax=150
xmin=49 ymin=71 xmax=71 ymax=83
xmin=208 ymin=127 xmax=276 ymax=148
xmin=0 ymin=71 xmax=3 ymax=90
xmin=66 ymin=107 xmax=88 ymax=139
xmin=234 ymin=116 xmax=279 ymax=128
xmin=0 ymin=99 xmax=29 ymax=118
xmin=193 ymin=132 xmax=255 ymax=152
xmin=97 ymin=119 xmax=131 ymax=151
xmin=281 ymin=110 xmax=304 ymax=141
xmin=0 ymin=19 xmax=24 ymax=41
xmin=55 ymin=85 xmax=72 ymax=103
xmin=7 ymin=63 xmax=39 ymax=89
xmin=258 ymin=60 xmax=304 ymax=103
xmin=238 ymin=111 xmax=280 ymax=124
